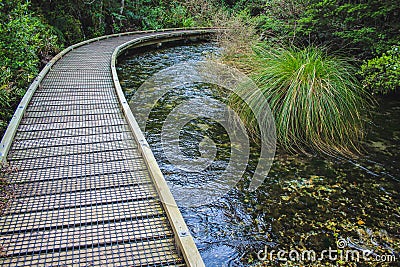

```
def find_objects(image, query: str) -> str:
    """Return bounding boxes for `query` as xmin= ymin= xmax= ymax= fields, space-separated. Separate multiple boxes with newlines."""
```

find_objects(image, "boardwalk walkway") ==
xmin=0 ymin=29 xmax=212 ymax=266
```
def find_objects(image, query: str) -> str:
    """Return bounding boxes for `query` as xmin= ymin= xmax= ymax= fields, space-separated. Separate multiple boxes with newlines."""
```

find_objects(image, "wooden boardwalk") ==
xmin=0 ymin=29 xmax=212 ymax=266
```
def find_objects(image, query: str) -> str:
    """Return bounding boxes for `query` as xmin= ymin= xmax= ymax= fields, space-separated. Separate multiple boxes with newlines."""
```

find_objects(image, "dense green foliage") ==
xmin=360 ymin=46 xmax=400 ymax=95
xmin=30 ymin=0 xmax=201 ymax=45
xmin=0 ymin=0 xmax=60 ymax=132
xmin=296 ymin=0 xmax=400 ymax=57
xmin=235 ymin=0 xmax=400 ymax=58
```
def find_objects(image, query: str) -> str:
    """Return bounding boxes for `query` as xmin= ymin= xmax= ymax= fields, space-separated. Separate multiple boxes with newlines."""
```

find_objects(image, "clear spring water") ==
xmin=117 ymin=42 xmax=399 ymax=266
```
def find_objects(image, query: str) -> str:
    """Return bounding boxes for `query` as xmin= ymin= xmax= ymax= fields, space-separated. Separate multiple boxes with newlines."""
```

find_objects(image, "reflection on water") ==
xmin=117 ymin=43 xmax=399 ymax=266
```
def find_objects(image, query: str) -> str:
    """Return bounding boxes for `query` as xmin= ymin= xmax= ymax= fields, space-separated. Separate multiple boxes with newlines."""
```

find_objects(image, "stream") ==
xmin=117 ymin=42 xmax=399 ymax=266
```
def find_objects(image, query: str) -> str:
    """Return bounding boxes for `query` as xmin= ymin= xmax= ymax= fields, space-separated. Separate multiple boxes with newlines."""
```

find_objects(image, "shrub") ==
xmin=137 ymin=3 xmax=196 ymax=30
xmin=181 ymin=0 xmax=218 ymax=25
xmin=212 ymin=9 xmax=258 ymax=67
xmin=165 ymin=4 xmax=195 ymax=28
xmin=296 ymin=0 xmax=400 ymax=57
xmin=0 ymin=0 xmax=61 ymax=137
xmin=360 ymin=46 xmax=400 ymax=95
xmin=231 ymin=44 xmax=373 ymax=156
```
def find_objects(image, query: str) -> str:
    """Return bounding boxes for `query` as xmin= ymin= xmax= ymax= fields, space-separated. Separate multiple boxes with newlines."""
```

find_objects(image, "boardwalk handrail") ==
xmin=0 ymin=27 xmax=217 ymax=163
xmin=111 ymin=29 xmax=217 ymax=267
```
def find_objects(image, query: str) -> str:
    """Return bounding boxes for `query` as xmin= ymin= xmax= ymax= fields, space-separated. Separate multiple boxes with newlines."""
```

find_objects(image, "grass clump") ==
xmin=232 ymin=44 xmax=373 ymax=156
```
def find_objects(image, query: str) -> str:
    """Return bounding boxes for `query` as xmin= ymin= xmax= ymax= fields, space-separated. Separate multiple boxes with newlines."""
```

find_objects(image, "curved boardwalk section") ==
xmin=0 ymin=29 xmax=211 ymax=266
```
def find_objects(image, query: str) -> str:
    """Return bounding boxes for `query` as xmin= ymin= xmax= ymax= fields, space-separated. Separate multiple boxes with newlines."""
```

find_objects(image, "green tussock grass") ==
xmin=231 ymin=44 xmax=373 ymax=156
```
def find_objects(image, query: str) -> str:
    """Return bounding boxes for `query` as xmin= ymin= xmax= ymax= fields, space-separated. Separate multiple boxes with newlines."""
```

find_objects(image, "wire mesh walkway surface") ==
xmin=0 ymin=30 xmax=209 ymax=266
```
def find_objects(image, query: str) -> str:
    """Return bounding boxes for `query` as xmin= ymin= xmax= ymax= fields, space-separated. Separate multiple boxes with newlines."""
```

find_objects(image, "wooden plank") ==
xmin=19 ymin=115 xmax=126 ymax=130
xmin=18 ymin=116 xmax=126 ymax=132
xmin=1 ymin=217 xmax=173 ymax=256
xmin=25 ymin=102 xmax=120 ymax=112
xmin=8 ymin=140 xmax=136 ymax=160
xmin=0 ymin=238 xmax=183 ymax=267
xmin=30 ymin=95 xmax=118 ymax=103
xmin=28 ymin=99 xmax=117 ymax=107
xmin=11 ymin=132 xmax=133 ymax=150
xmin=14 ymin=124 xmax=130 ymax=140
xmin=0 ymin=199 xmax=163 ymax=233
xmin=23 ymin=108 xmax=121 ymax=118
xmin=33 ymin=91 xmax=115 ymax=98
xmin=8 ymin=147 xmax=136 ymax=171
xmin=8 ymin=183 xmax=157 ymax=213
xmin=7 ymin=157 xmax=147 ymax=183
xmin=17 ymin=118 xmax=126 ymax=131
xmin=11 ymin=170 xmax=152 ymax=197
